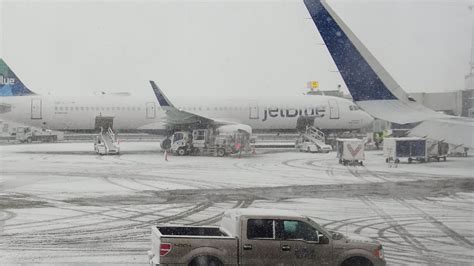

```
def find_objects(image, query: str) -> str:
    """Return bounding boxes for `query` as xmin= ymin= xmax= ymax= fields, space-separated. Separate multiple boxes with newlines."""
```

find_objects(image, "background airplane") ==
xmin=0 ymin=58 xmax=373 ymax=135
xmin=304 ymin=0 xmax=474 ymax=148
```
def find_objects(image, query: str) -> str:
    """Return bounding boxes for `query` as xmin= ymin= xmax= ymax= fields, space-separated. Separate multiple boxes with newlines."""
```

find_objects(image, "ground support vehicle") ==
xmin=94 ymin=127 xmax=120 ymax=155
xmin=148 ymin=208 xmax=386 ymax=266
xmin=295 ymin=126 xmax=332 ymax=153
xmin=426 ymin=140 xmax=449 ymax=162
xmin=383 ymin=137 xmax=448 ymax=163
xmin=164 ymin=128 xmax=250 ymax=157
xmin=448 ymin=144 xmax=468 ymax=157
xmin=14 ymin=126 xmax=64 ymax=143
xmin=336 ymin=138 xmax=365 ymax=166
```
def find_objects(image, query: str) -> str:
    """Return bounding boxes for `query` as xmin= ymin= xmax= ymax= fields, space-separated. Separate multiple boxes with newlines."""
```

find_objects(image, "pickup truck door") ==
xmin=277 ymin=220 xmax=333 ymax=266
xmin=240 ymin=218 xmax=282 ymax=265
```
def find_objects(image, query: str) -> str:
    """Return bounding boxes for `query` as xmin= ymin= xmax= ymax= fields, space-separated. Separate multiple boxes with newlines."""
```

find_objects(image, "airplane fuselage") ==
xmin=0 ymin=94 xmax=373 ymax=131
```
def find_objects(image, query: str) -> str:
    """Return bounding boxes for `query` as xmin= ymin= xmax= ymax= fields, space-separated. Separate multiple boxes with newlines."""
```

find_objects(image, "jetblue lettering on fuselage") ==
xmin=262 ymin=107 xmax=325 ymax=121
xmin=0 ymin=75 xmax=15 ymax=85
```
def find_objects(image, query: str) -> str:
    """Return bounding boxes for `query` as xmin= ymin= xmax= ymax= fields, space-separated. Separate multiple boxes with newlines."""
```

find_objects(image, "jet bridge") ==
xmin=94 ymin=127 xmax=120 ymax=155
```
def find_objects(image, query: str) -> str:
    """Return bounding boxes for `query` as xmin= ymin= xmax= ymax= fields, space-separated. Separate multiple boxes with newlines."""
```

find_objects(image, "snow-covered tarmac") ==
xmin=0 ymin=142 xmax=473 ymax=265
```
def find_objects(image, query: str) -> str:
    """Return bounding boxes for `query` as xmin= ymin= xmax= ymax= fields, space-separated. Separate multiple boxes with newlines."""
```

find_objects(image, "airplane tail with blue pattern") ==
xmin=0 ymin=59 xmax=36 ymax=96
xmin=303 ymin=0 xmax=440 ymax=124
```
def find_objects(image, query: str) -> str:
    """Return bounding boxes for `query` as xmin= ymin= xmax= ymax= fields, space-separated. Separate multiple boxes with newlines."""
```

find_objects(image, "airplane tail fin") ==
xmin=0 ymin=59 xmax=36 ymax=96
xmin=303 ymin=0 xmax=440 ymax=124
xmin=149 ymin=80 xmax=175 ymax=108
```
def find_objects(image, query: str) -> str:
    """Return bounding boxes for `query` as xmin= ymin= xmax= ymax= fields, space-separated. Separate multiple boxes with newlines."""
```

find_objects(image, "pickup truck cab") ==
xmin=148 ymin=208 xmax=385 ymax=266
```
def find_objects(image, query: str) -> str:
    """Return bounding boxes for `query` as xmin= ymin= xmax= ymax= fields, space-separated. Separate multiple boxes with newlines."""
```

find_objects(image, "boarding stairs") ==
xmin=301 ymin=126 xmax=333 ymax=152
xmin=95 ymin=127 xmax=120 ymax=155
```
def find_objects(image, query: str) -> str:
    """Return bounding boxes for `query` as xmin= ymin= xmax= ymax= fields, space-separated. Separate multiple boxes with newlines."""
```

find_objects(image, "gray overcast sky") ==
xmin=1 ymin=0 xmax=473 ymax=98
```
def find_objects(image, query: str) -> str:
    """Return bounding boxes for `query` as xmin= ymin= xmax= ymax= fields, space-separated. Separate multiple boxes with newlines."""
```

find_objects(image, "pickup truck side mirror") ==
xmin=318 ymin=233 xmax=329 ymax=244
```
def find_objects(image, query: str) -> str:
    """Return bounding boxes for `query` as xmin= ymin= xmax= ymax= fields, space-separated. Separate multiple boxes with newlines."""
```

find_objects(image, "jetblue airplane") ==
xmin=0 ymin=58 xmax=373 ymax=133
xmin=304 ymin=0 xmax=474 ymax=148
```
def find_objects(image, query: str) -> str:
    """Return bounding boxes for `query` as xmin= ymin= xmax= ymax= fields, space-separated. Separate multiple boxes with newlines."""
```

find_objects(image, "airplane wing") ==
xmin=149 ymin=80 xmax=251 ymax=134
xmin=304 ymin=0 xmax=474 ymax=148
xmin=409 ymin=117 xmax=474 ymax=148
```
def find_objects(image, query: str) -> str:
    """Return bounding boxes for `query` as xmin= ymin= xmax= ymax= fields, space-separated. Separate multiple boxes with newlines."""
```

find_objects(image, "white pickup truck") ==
xmin=148 ymin=208 xmax=386 ymax=266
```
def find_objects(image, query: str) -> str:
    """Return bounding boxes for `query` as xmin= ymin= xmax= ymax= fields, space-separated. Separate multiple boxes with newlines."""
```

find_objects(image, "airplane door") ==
xmin=249 ymin=102 xmax=259 ymax=120
xmin=328 ymin=99 xmax=339 ymax=119
xmin=31 ymin=98 xmax=42 ymax=119
xmin=146 ymin=102 xmax=156 ymax=119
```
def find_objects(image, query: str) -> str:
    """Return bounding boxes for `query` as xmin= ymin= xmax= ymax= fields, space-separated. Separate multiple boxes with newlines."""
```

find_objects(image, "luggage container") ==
xmin=426 ymin=140 xmax=448 ymax=162
xmin=383 ymin=137 xmax=427 ymax=163
xmin=448 ymin=144 xmax=468 ymax=157
xmin=336 ymin=138 xmax=365 ymax=166
xmin=384 ymin=137 xmax=449 ymax=163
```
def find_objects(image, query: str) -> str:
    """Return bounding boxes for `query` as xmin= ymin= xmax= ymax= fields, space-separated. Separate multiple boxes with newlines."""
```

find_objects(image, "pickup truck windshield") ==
xmin=305 ymin=217 xmax=331 ymax=237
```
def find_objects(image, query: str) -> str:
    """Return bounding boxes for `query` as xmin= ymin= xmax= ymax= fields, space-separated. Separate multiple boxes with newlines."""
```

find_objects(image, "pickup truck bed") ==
xmin=149 ymin=226 xmax=238 ymax=266
xmin=158 ymin=226 xmax=228 ymax=237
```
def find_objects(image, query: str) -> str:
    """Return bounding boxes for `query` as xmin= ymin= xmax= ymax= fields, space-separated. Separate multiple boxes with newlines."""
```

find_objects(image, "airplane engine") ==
xmin=216 ymin=124 xmax=252 ymax=135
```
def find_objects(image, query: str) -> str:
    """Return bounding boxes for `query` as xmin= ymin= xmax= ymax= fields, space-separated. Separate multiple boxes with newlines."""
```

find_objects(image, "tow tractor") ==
xmin=162 ymin=128 xmax=251 ymax=157
xmin=14 ymin=126 xmax=64 ymax=143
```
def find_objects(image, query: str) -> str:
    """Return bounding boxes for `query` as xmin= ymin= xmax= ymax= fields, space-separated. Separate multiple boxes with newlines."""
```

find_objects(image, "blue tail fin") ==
xmin=0 ymin=59 xmax=36 ymax=96
xmin=304 ymin=0 xmax=406 ymax=102
xmin=303 ymin=0 xmax=439 ymax=124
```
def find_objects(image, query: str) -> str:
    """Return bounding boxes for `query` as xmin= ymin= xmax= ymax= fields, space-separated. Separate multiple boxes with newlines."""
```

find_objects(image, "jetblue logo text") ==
xmin=0 ymin=76 xmax=15 ymax=85
xmin=262 ymin=107 xmax=325 ymax=121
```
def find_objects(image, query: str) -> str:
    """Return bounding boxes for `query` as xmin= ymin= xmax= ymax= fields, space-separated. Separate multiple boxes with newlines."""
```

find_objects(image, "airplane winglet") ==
xmin=149 ymin=80 xmax=174 ymax=108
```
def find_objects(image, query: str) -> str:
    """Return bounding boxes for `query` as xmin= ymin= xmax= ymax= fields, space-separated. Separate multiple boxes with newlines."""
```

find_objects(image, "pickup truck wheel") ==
xmin=341 ymin=256 xmax=373 ymax=266
xmin=189 ymin=256 xmax=223 ymax=266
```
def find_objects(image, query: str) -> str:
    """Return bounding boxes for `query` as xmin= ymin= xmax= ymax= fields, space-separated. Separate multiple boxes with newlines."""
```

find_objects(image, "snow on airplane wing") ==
xmin=304 ymin=0 xmax=474 ymax=148
xmin=409 ymin=117 xmax=474 ymax=148
xmin=149 ymin=80 xmax=238 ymax=128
